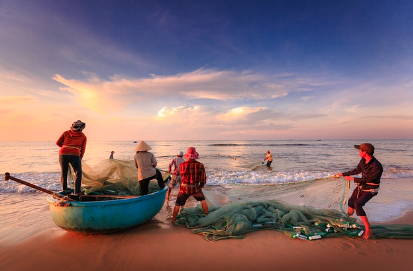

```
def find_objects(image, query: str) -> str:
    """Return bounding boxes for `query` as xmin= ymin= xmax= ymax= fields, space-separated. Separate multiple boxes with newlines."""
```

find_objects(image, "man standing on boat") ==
xmin=56 ymin=120 xmax=87 ymax=195
xmin=171 ymin=147 xmax=209 ymax=225
xmin=166 ymin=151 xmax=185 ymax=200
xmin=334 ymin=143 xmax=383 ymax=239
xmin=134 ymin=140 xmax=165 ymax=196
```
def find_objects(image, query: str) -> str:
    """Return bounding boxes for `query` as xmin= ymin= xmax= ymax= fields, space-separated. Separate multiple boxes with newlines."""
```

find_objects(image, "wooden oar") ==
xmin=4 ymin=172 xmax=74 ymax=201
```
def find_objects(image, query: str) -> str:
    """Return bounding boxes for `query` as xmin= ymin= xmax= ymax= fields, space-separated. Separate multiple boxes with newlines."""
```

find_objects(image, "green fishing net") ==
xmin=175 ymin=200 xmax=358 ymax=241
xmin=69 ymin=161 xmax=413 ymax=240
xmin=175 ymin=200 xmax=413 ymax=241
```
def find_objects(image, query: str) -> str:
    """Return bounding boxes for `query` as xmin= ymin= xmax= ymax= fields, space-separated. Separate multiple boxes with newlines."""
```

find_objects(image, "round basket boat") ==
xmin=47 ymin=187 xmax=167 ymax=233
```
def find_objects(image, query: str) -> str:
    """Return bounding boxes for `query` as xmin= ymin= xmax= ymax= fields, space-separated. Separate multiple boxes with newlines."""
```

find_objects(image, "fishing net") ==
xmin=175 ymin=199 xmax=413 ymax=241
xmin=68 ymin=159 xmax=169 ymax=196
xmin=175 ymin=178 xmax=413 ymax=241
xmin=69 ymin=161 xmax=413 ymax=240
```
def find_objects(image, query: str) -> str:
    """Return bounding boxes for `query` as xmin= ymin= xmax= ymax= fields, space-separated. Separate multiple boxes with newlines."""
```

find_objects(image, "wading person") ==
xmin=171 ymin=147 xmax=208 ymax=225
xmin=334 ymin=143 xmax=383 ymax=239
xmin=56 ymin=120 xmax=87 ymax=195
xmin=263 ymin=150 xmax=273 ymax=167
xmin=134 ymin=140 xmax=165 ymax=196
xmin=166 ymin=151 xmax=185 ymax=200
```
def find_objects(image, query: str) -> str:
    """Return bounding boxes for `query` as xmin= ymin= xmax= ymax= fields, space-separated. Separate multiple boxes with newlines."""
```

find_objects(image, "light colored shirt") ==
xmin=134 ymin=152 xmax=157 ymax=181
xmin=168 ymin=157 xmax=185 ymax=176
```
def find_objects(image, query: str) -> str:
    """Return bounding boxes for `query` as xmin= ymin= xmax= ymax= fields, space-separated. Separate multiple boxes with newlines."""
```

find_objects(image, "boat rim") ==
xmin=47 ymin=186 xmax=167 ymax=207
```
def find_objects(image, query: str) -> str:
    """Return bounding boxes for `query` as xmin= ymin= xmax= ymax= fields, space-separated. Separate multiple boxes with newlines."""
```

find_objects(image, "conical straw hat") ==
xmin=134 ymin=140 xmax=152 ymax=151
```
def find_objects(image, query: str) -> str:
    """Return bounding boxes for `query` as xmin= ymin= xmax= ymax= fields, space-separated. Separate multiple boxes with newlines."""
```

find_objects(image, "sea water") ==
xmin=1 ymin=139 xmax=413 ymax=192
xmin=1 ymin=139 xmax=413 ymax=245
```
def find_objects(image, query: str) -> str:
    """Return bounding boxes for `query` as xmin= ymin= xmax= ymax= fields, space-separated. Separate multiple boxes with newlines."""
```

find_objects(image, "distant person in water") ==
xmin=56 ymin=120 xmax=87 ymax=195
xmin=133 ymin=140 xmax=165 ymax=196
xmin=263 ymin=150 xmax=273 ymax=167
xmin=109 ymin=151 xmax=115 ymax=159
xmin=334 ymin=143 xmax=383 ymax=240
xmin=171 ymin=147 xmax=208 ymax=225
xmin=166 ymin=151 xmax=185 ymax=200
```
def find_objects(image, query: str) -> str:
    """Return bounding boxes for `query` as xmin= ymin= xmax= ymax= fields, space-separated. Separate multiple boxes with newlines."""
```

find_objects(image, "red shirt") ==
xmin=56 ymin=130 xmax=87 ymax=158
xmin=179 ymin=159 xmax=206 ymax=194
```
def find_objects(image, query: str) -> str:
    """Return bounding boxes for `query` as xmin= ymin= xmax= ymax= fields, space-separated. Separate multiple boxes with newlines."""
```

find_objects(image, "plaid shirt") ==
xmin=179 ymin=159 xmax=206 ymax=194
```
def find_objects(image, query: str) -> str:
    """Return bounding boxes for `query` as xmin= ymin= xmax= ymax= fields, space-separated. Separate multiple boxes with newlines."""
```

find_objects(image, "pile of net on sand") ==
xmin=175 ymin=200 xmax=413 ymax=241
xmin=70 ymin=160 xmax=413 ymax=240
xmin=68 ymin=159 xmax=167 ymax=196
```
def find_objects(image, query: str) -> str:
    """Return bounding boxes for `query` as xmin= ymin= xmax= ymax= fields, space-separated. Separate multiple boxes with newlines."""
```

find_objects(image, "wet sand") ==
xmin=1 ymin=178 xmax=413 ymax=271
xmin=1 ymin=211 xmax=412 ymax=271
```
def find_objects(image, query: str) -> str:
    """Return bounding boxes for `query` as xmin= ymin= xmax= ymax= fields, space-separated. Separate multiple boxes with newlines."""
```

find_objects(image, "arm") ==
xmin=80 ymin=136 xmax=87 ymax=159
xmin=199 ymin=164 xmax=206 ymax=188
xmin=342 ymin=161 xmax=363 ymax=177
xmin=335 ymin=160 xmax=363 ymax=181
xmin=168 ymin=159 xmax=174 ymax=173
xmin=56 ymin=132 xmax=65 ymax=147
xmin=134 ymin=154 xmax=139 ymax=169
xmin=151 ymin=154 xmax=157 ymax=168
xmin=334 ymin=160 xmax=361 ymax=179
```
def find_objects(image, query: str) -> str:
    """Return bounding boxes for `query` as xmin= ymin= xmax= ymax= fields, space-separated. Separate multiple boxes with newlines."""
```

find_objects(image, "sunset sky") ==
xmin=1 ymin=0 xmax=412 ymax=141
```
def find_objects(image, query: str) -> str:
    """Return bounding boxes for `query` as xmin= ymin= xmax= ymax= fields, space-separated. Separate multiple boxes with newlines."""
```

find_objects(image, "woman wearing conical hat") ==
xmin=134 ymin=140 xmax=165 ymax=196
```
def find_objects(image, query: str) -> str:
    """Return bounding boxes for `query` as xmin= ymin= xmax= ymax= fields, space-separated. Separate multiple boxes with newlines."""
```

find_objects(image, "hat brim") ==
xmin=184 ymin=152 xmax=199 ymax=159
xmin=134 ymin=141 xmax=152 ymax=152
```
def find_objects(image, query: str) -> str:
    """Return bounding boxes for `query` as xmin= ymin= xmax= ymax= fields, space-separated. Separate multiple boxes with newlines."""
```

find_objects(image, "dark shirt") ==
xmin=342 ymin=157 xmax=383 ymax=190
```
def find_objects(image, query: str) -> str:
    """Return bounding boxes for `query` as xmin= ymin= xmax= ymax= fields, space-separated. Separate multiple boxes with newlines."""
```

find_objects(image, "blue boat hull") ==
xmin=47 ymin=187 xmax=167 ymax=233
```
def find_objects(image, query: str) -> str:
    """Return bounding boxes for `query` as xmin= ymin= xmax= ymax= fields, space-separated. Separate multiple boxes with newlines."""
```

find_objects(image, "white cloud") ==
xmin=52 ymin=68 xmax=309 ymax=114
xmin=155 ymin=105 xmax=289 ymax=136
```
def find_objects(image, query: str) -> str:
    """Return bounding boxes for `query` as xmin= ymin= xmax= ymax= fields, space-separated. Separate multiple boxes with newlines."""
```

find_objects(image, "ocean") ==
xmin=1 ymin=139 xmax=412 ymax=193
xmin=1 ymin=139 xmax=413 ymax=245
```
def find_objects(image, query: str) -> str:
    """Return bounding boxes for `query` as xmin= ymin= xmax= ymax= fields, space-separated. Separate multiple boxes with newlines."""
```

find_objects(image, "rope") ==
xmin=339 ymin=178 xmax=350 ymax=215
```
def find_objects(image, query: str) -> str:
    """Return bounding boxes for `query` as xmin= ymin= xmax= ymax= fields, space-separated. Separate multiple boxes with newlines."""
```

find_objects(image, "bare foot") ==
xmin=362 ymin=231 xmax=373 ymax=240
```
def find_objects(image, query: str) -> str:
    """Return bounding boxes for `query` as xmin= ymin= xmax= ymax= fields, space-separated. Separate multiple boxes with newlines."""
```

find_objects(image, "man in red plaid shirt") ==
xmin=171 ymin=147 xmax=209 ymax=225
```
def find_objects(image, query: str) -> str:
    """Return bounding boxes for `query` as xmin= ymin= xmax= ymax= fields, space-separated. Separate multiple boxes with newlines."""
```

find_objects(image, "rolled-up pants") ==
xmin=348 ymin=187 xmax=377 ymax=216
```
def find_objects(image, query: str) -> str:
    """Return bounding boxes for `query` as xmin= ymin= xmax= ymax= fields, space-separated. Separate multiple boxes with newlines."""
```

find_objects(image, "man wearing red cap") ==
xmin=171 ymin=147 xmax=209 ymax=225
xmin=334 ymin=143 xmax=383 ymax=239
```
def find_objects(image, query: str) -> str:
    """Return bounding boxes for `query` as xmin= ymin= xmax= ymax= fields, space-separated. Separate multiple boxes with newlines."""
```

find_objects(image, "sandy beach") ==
xmin=1 ymin=212 xmax=412 ymax=271
xmin=1 ymin=177 xmax=413 ymax=271
xmin=2 ymin=0 xmax=413 ymax=268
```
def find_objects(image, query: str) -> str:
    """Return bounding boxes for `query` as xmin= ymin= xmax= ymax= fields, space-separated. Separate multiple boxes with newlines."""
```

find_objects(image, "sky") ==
xmin=1 ymin=0 xmax=413 ymax=141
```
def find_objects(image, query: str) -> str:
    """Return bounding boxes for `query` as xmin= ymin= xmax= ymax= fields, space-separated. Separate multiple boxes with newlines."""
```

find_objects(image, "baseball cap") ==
xmin=354 ymin=143 xmax=375 ymax=155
